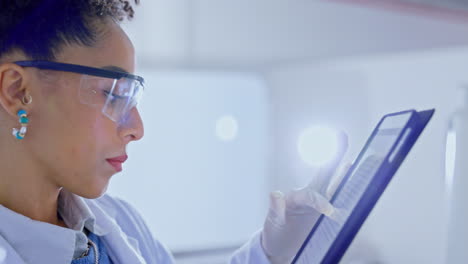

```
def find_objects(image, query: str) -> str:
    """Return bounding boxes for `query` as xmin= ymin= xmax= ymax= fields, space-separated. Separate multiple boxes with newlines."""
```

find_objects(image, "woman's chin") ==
xmin=72 ymin=180 xmax=110 ymax=199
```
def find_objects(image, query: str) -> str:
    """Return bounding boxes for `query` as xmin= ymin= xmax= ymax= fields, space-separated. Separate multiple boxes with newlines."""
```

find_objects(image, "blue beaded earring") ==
xmin=12 ymin=109 xmax=29 ymax=140
xmin=12 ymin=95 xmax=32 ymax=140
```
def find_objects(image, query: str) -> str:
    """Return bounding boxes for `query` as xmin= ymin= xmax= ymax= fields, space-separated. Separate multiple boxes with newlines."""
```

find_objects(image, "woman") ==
xmin=0 ymin=1 xmax=342 ymax=263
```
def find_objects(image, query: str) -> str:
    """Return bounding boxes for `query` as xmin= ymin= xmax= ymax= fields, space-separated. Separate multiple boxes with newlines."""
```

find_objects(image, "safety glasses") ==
xmin=14 ymin=60 xmax=145 ymax=124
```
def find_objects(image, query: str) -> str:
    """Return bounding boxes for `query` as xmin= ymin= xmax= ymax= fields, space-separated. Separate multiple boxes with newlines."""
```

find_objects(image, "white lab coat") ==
xmin=0 ymin=191 xmax=270 ymax=264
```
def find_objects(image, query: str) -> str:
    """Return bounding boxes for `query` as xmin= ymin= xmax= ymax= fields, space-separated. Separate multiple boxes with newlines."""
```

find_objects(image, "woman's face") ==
xmin=26 ymin=22 xmax=144 ymax=198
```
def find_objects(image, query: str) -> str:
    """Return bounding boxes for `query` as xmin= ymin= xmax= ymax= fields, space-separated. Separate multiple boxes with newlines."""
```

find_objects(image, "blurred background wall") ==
xmin=107 ymin=1 xmax=468 ymax=263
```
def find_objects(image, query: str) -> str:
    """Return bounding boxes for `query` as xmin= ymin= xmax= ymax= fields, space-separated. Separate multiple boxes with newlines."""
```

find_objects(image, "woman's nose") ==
xmin=118 ymin=107 xmax=144 ymax=143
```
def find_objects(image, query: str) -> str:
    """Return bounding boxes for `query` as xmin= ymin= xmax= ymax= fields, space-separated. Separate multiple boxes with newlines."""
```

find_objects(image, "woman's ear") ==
xmin=0 ymin=63 xmax=31 ymax=118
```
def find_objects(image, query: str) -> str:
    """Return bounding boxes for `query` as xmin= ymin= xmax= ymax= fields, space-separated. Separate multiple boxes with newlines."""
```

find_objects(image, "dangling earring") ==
xmin=12 ymin=109 xmax=29 ymax=140
xmin=12 ymin=95 xmax=32 ymax=140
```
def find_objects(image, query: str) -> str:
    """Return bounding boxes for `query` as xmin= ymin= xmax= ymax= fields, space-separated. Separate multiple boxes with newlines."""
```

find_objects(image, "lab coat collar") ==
xmin=58 ymin=188 xmax=113 ymax=236
xmin=85 ymin=195 xmax=147 ymax=264
xmin=0 ymin=190 xmax=146 ymax=264
xmin=0 ymin=202 xmax=76 ymax=264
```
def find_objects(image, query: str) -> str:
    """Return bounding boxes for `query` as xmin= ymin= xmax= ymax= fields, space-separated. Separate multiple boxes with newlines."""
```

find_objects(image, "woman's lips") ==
xmin=106 ymin=155 xmax=128 ymax=172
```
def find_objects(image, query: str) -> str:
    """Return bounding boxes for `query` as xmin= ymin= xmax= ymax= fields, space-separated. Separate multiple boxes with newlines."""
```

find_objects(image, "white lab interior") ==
xmin=107 ymin=1 xmax=468 ymax=263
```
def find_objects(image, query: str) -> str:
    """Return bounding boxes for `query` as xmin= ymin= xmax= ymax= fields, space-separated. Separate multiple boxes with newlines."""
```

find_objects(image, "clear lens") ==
xmin=79 ymin=75 xmax=144 ymax=123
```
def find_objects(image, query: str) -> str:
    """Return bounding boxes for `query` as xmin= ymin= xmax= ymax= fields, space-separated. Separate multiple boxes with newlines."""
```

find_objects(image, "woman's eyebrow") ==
xmin=101 ymin=65 xmax=129 ymax=73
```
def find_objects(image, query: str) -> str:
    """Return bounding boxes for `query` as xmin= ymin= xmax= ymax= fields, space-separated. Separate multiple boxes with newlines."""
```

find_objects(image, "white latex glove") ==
xmin=261 ymin=133 xmax=349 ymax=264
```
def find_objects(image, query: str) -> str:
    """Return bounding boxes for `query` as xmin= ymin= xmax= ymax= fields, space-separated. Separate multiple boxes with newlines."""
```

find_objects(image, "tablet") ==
xmin=292 ymin=109 xmax=434 ymax=264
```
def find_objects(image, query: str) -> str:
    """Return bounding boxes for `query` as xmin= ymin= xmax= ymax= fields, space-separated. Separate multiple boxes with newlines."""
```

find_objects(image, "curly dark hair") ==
xmin=0 ymin=0 xmax=140 ymax=61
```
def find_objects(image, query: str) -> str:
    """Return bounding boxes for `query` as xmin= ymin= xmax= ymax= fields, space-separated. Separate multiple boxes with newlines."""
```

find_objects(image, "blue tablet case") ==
xmin=292 ymin=109 xmax=435 ymax=264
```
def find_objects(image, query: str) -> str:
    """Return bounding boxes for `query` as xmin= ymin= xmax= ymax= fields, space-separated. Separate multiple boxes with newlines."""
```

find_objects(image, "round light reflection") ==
xmin=216 ymin=115 xmax=239 ymax=141
xmin=298 ymin=125 xmax=339 ymax=167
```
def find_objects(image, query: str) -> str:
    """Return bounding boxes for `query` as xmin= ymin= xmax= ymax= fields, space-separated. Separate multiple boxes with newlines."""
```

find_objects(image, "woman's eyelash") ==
xmin=103 ymin=90 xmax=126 ymax=100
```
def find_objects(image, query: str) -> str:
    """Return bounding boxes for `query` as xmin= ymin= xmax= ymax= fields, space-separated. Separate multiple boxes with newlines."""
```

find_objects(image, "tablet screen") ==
xmin=294 ymin=112 xmax=413 ymax=263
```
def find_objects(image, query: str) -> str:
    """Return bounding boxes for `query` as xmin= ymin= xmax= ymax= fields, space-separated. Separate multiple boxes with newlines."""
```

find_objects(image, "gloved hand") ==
xmin=261 ymin=132 xmax=349 ymax=264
